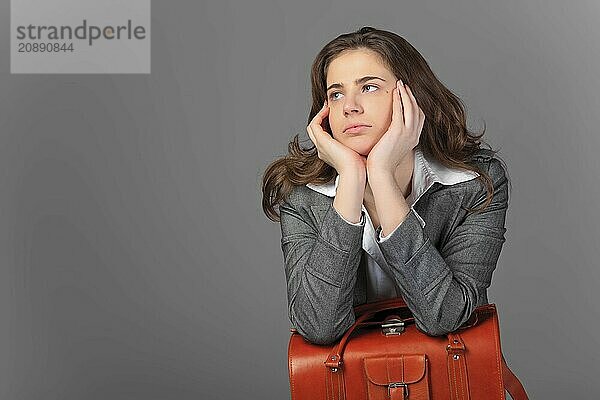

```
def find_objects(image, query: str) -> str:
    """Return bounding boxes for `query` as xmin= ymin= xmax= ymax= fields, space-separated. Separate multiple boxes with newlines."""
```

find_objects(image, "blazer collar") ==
xmin=306 ymin=145 xmax=480 ymax=205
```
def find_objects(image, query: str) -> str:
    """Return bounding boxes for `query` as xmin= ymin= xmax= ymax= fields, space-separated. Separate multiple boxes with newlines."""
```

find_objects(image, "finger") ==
xmin=392 ymin=81 xmax=404 ymax=126
xmin=306 ymin=125 xmax=316 ymax=146
xmin=417 ymin=111 xmax=425 ymax=142
xmin=310 ymin=103 xmax=330 ymax=132
xmin=405 ymin=84 xmax=420 ymax=128
xmin=315 ymin=102 xmax=329 ymax=122
xmin=398 ymin=81 xmax=412 ymax=128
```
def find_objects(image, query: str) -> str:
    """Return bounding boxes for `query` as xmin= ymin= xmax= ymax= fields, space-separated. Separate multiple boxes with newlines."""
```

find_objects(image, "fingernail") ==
xmin=400 ymin=79 xmax=404 ymax=86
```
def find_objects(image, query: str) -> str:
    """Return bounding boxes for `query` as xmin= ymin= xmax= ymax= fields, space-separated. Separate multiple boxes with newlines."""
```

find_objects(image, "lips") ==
xmin=344 ymin=124 xmax=371 ymax=133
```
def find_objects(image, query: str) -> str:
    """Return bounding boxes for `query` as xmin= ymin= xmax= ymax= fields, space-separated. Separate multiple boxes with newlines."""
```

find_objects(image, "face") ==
xmin=325 ymin=48 xmax=398 ymax=156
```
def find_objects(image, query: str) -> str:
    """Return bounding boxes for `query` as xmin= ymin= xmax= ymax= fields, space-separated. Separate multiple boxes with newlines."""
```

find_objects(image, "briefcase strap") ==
xmin=447 ymin=332 xmax=471 ymax=399
xmin=325 ymin=362 xmax=346 ymax=400
xmin=502 ymin=353 xmax=529 ymax=399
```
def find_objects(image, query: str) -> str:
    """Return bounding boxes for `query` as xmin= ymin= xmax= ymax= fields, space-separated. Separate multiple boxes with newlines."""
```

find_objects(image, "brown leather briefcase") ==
xmin=288 ymin=297 xmax=529 ymax=399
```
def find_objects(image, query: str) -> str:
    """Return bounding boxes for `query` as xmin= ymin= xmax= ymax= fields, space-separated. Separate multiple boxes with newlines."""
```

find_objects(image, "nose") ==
xmin=343 ymin=94 xmax=364 ymax=116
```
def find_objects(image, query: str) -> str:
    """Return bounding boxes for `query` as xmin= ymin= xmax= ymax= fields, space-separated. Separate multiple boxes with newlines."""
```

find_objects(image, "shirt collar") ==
xmin=306 ymin=145 xmax=480 ymax=205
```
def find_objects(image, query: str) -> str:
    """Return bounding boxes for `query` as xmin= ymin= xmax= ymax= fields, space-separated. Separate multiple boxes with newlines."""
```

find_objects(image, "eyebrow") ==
xmin=326 ymin=76 xmax=386 ymax=92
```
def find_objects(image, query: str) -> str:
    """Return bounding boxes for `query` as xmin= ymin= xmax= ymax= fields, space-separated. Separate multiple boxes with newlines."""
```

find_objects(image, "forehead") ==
xmin=326 ymin=49 xmax=392 ymax=84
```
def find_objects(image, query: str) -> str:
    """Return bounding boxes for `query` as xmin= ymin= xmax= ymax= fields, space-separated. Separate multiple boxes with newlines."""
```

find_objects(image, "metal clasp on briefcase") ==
xmin=381 ymin=316 xmax=405 ymax=335
xmin=388 ymin=382 xmax=409 ymax=399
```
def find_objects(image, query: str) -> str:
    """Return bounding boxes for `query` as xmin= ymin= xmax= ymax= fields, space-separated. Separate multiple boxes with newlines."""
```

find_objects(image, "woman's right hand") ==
xmin=306 ymin=101 xmax=367 ymax=176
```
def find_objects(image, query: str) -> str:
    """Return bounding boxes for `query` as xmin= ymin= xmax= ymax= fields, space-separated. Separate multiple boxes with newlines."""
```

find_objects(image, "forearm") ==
xmin=287 ymin=239 xmax=362 ymax=344
xmin=367 ymin=164 xmax=509 ymax=335
xmin=368 ymin=172 xmax=411 ymax=237
xmin=332 ymin=167 xmax=367 ymax=224
xmin=376 ymin=211 xmax=475 ymax=335
xmin=281 ymin=200 xmax=365 ymax=345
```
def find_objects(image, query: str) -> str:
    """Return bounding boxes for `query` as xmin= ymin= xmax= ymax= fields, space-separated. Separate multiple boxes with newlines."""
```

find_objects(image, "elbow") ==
xmin=413 ymin=308 xmax=469 ymax=337
xmin=415 ymin=282 xmax=483 ymax=336
xmin=290 ymin=310 xmax=354 ymax=346
xmin=298 ymin=328 xmax=341 ymax=346
xmin=291 ymin=319 xmax=342 ymax=345
xmin=420 ymin=315 xmax=474 ymax=337
xmin=415 ymin=319 xmax=451 ymax=337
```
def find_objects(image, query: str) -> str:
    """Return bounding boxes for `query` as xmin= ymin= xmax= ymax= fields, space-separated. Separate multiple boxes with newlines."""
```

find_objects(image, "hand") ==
xmin=306 ymin=101 xmax=367 ymax=176
xmin=366 ymin=80 xmax=425 ymax=176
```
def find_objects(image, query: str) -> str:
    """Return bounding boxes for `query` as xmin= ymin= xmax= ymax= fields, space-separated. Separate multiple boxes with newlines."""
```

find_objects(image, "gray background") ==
xmin=1 ymin=0 xmax=597 ymax=399
xmin=11 ymin=0 xmax=150 ymax=74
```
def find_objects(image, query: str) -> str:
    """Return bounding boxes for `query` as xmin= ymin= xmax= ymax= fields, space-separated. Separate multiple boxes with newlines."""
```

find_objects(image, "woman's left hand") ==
xmin=366 ymin=80 xmax=425 ymax=176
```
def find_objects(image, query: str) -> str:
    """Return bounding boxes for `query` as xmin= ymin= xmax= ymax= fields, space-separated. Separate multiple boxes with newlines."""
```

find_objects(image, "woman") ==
xmin=261 ymin=26 xmax=511 ymax=346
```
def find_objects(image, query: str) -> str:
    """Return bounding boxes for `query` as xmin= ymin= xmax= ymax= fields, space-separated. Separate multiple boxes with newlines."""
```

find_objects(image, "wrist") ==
xmin=338 ymin=163 xmax=366 ymax=181
xmin=367 ymin=169 xmax=396 ymax=186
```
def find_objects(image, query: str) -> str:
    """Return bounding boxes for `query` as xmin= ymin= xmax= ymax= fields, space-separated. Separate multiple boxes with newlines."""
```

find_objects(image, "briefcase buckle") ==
xmin=388 ymin=382 xmax=408 ymax=399
xmin=381 ymin=317 xmax=405 ymax=335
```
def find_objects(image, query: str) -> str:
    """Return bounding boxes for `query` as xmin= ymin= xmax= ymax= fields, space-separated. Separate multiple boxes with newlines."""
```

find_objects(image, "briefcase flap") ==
xmin=363 ymin=354 xmax=427 ymax=385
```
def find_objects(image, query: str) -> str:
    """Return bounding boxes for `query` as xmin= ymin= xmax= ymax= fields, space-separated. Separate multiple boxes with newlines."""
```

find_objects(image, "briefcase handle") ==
xmin=325 ymin=296 xmax=478 ymax=370
xmin=325 ymin=297 xmax=410 ymax=370
xmin=352 ymin=296 xmax=409 ymax=318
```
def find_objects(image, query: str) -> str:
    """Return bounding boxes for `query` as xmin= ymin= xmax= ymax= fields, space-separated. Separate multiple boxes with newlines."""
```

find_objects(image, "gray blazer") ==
xmin=278 ymin=149 xmax=509 ymax=345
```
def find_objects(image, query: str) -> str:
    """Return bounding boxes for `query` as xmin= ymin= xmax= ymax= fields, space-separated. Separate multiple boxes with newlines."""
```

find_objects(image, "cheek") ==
xmin=381 ymin=91 xmax=394 ymax=113
xmin=328 ymin=114 xmax=344 ymax=136
xmin=374 ymin=95 xmax=394 ymax=125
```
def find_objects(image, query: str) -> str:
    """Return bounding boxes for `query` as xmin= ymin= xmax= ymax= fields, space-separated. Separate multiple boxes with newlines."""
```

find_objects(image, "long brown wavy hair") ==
xmin=261 ymin=26 xmax=509 ymax=222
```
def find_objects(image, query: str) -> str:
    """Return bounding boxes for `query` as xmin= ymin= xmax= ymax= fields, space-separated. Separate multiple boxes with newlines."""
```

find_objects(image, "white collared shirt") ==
xmin=306 ymin=145 xmax=480 ymax=302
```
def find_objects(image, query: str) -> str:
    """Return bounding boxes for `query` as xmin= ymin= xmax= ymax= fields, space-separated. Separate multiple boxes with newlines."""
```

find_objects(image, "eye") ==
xmin=329 ymin=92 xmax=342 ymax=101
xmin=328 ymin=84 xmax=379 ymax=101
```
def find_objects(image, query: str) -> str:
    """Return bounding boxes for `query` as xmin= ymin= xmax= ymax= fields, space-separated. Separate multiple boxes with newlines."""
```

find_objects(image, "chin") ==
xmin=344 ymin=143 xmax=374 ymax=157
xmin=340 ymin=136 xmax=377 ymax=156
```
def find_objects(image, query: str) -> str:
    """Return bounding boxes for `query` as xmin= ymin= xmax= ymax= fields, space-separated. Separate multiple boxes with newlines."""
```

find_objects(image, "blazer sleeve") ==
xmin=279 ymin=192 xmax=365 ymax=345
xmin=375 ymin=158 xmax=509 ymax=336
